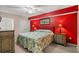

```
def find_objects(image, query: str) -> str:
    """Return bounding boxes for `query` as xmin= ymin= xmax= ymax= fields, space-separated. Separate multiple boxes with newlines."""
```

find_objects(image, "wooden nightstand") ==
xmin=53 ymin=33 xmax=67 ymax=46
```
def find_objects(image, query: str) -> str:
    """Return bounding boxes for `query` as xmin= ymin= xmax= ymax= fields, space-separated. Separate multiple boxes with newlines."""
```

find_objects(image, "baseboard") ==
xmin=67 ymin=43 xmax=77 ymax=47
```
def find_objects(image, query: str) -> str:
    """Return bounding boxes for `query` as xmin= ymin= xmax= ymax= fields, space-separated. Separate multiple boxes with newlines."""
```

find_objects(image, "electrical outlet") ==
xmin=0 ymin=16 xmax=2 ymax=22
xmin=0 ymin=27 xmax=1 ymax=29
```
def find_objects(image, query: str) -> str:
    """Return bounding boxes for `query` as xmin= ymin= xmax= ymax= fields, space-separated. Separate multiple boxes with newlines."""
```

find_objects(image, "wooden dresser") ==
xmin=0 ymin=30 xmax=14 ymax=53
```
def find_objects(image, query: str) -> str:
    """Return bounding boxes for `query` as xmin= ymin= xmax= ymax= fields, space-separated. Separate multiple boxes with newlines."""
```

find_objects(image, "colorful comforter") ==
xmin=17 ymin=30 xmax=54 ymax=53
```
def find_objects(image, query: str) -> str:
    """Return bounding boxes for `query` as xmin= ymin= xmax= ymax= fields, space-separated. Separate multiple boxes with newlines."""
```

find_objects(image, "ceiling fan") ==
xmin=7 ymin=5 xmax=42 ymax=14
xmin=23 ymin=5 xmax=42 ymax=14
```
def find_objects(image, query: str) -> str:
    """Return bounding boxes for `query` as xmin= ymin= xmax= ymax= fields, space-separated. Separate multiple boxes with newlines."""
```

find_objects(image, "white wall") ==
xmin=0 ymin=12 xmax=30 ymax=40
xmin=18 ymin=16 xmax=30 ymax=33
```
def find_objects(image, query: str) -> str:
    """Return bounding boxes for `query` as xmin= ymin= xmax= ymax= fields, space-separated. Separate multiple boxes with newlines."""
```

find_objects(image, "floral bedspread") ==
xmin=17 ymin=30 xmax=54 ymax=53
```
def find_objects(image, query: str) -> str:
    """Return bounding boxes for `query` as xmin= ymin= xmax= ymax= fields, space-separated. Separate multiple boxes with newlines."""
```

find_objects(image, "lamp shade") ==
xmin=34 ymin=27 xmax=37 ymax=30
xmin=59 ymin=24 xmax=62 ymax=27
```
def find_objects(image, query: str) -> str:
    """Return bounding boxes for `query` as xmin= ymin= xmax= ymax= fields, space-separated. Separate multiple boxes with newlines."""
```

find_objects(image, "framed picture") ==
xmin=40 ymin=18 xmax=50 ymax=25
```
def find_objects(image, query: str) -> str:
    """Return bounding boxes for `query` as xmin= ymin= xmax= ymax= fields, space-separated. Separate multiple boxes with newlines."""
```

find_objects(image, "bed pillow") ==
xmin=35 ymin=29 xmax=52 ymax=33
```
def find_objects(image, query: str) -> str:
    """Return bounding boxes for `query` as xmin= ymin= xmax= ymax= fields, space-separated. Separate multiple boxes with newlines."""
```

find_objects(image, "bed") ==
xmin=17 ymin=30 xmax=54 ymax=53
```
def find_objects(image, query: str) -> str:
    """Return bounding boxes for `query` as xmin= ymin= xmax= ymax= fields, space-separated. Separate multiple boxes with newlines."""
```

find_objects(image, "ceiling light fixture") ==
xmin=23 ymin=5 xmax=42 ymax=14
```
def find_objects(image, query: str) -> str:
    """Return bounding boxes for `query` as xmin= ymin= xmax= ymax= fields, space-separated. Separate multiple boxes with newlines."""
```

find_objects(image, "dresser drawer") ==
xmin=0 ymin=31 xmax=13 ymax=35
xmin=0 ymin=31 xmax=14 ymax=38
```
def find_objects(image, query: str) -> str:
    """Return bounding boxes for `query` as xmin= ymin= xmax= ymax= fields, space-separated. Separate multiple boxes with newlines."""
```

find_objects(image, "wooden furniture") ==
xmin=0 ymin=30 xmax=14 ymax=53
xmin=53 ymin=33 xmax=67 ymax=46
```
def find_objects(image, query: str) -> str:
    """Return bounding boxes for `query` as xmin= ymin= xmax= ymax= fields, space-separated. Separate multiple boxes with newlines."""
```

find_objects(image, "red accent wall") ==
xmin=30 ymin=20 xmax=40 ymax=31
xmin=29 ymin=5 xmax=78 ymax=20
xmin=29 ymin=5 xmax=78 ymax=45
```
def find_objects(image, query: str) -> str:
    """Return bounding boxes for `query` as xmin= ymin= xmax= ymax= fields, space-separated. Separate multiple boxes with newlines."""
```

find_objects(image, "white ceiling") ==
xmin=0 ymin=5 xmax=73 ymax=17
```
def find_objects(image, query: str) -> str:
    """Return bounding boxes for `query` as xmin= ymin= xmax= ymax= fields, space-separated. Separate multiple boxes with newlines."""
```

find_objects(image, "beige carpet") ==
xmin=15 ymin=43 xmax=78 ymax=53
